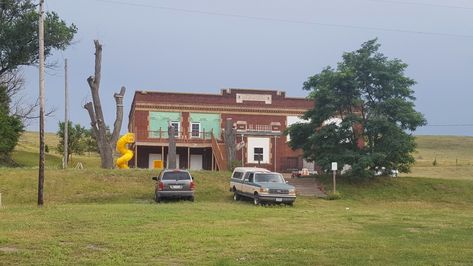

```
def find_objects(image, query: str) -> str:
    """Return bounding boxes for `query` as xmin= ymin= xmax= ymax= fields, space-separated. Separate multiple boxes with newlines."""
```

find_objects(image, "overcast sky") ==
xmin=22 ymin=0 xmax=473 ymax=135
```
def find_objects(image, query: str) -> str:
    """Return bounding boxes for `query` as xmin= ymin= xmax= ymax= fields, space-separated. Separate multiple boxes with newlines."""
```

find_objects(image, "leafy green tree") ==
xmin=57 ymin=122 xmax=87 ymax=162
xmin=0 ymin=0 xmax=76 ymax=118
xmin=287 ymin=39 xmax=426 ymax=178
xmin=83 ymin=128 xmax=99 ymax=154
xmin=0 ymin=85 xmax=23 ymax=164
xmin=0 ymin=0 xmax=77 ymax=76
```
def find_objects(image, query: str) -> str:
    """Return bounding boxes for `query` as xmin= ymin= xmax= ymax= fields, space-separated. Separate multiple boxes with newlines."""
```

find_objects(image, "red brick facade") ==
xmin=128 ymin=88 xmax=314 ymax=172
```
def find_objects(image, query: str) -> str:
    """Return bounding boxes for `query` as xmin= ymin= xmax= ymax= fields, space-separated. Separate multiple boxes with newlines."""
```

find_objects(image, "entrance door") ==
xmin=148 ymin=154 xmax=162 ymax=169
xmin=190 ymin=154 xmax=203 ymax=170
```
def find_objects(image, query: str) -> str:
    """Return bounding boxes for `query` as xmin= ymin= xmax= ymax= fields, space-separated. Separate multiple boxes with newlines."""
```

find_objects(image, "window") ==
xmin=254 ymin=147 xmax=263 ymax=162
xmin=170 ymin=121 xmax=179 ymax=137
xmin=232 ymin=171 xmax=244 ymax=180
xmin=162 ymin=171 xmax=191 ymax=181
xmin=191 ymin=122 xmax=201 ymax=138
xmin=247 ymin=173 xmax=254 ymax=183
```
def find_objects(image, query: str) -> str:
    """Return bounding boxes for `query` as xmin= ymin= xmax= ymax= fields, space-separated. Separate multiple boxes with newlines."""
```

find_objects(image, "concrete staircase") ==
xmin=286 ymin=177 xmax=327 ymax=198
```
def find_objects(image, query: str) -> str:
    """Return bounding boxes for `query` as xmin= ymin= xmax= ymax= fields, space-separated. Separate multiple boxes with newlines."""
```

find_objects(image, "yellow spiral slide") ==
xmin=116 ymin=133 xmax=135 ymax=169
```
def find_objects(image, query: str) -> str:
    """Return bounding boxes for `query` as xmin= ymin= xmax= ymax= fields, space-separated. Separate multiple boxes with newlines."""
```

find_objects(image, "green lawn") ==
xmin=1 ymin=133 xmax=473 ymax=264
xmin=1 ymin=169 xmax=473 ymax=265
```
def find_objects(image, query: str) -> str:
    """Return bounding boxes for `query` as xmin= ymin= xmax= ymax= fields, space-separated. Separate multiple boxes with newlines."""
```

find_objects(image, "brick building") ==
xmin=128 ymin=88 xmax=314 ymax=172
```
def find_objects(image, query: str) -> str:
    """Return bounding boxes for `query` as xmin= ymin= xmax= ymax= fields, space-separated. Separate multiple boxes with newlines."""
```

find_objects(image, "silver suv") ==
xmin=152 ymin=169 xmax=195 ymax=202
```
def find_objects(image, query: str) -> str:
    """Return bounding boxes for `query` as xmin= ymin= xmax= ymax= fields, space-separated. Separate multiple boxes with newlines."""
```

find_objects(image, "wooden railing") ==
xmin=135 ymin=129 xmax=214 ymax=143
xmin=211 ymin=132 xmax=227 ymax=171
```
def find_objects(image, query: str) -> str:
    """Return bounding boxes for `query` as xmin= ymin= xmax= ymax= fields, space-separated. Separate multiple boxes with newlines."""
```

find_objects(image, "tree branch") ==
xmin=93 ymin=40 xmax=102 ymax=89
xmin=83 ymin=102 xmax=98 ymax=137
xmin=111 ymin=86 xmax=126 ymax=145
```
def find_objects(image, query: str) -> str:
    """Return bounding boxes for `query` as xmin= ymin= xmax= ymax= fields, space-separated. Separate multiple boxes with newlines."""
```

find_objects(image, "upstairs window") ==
xmin=170 ymin=121 xmax=180 ymax=137
xmin=191 ymin=122 xmax=201 ymax=138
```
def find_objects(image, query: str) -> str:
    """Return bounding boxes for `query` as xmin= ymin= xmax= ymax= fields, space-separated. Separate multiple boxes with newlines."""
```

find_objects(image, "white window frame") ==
xmin=247 ymin=137 xmax=270 ymax=164
xmin=190 ymin=122 xmax=201 ymax=138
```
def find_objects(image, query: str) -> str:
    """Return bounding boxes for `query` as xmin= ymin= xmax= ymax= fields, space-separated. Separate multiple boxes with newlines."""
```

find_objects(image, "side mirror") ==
xmin=244 ymin=179 xmax=249 ymax=182
xmin=285 ymin=180 xmax=288 ymax=184
xmin=152 ymin=176 xmax=158 ymax=181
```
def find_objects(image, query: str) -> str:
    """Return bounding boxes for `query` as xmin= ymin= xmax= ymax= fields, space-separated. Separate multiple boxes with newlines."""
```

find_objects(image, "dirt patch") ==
xmin=86 ymin=244 xmax=106 ymax=251
xmin=0 ymin=247 xmax=19 ymax=253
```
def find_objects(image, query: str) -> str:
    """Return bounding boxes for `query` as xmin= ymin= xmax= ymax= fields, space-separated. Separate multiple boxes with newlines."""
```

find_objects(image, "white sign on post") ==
xmin=331 ymin=162 xmax=338 ymax=171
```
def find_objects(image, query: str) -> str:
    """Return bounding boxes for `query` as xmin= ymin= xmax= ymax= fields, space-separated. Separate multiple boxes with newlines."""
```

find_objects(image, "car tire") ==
xmin=233 ymin=192 xmax=240 ymax=201
xmin=286 ymin=202 xmax=294 ymax=207
xmin=155 ymin=193 xmax=161 ymax=203
xmin=189 ymin=196 xmax=195 ymax=202
xmin=253 ymin=194 xmax=260 ymax=206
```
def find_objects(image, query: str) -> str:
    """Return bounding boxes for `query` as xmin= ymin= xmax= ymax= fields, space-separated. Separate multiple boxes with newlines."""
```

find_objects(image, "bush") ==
xmin=325 ymin=191 xmax=342 ymax=200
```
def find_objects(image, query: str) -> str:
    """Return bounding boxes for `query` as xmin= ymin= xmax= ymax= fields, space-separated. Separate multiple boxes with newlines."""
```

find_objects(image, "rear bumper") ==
xmin=259 ymin=195 xmax=296 ymax=203
xmin=157 ymin=190 xmax=194 ymax=198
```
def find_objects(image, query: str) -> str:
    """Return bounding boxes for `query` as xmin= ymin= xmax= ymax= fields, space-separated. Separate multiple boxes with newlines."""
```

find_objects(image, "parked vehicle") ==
xmin=152 ymin=169 xmax=195 ymax=202
xmin=230 ymin=167 xmax=296 ymax=206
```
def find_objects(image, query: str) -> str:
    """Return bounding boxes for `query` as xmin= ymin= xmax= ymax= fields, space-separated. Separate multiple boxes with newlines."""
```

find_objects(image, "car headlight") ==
xmin=259 ymin=187 xmax=269 ymax=193
xmin=289 ymin=188 xmax=296 ymax=195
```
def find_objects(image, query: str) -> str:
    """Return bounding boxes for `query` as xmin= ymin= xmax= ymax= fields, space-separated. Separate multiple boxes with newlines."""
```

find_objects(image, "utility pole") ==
xmin=38 ymin=0 xmax=45 ymax=206
xmin=63 ymin=58 xmax=68 ymax=169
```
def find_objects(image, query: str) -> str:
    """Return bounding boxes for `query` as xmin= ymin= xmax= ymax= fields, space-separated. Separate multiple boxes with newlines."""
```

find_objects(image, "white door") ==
xmin=190 ymin=154 xmax=203 ymax=170
xmin=166 ymin=155 xmax=180 ymax=169
xmin=148 ymin=154 xmax=162 ymax=169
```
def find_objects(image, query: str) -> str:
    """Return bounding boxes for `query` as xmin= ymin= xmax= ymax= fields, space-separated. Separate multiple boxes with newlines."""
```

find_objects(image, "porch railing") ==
xmin=135 ymin=129 xmax=215 ymax=142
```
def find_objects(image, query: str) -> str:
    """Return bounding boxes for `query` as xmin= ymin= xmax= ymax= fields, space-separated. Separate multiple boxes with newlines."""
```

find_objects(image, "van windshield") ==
xmin=162 ymin=172 xmax=191 ymax=181
xmin=254 ymin=173 xmax=284 ymax=183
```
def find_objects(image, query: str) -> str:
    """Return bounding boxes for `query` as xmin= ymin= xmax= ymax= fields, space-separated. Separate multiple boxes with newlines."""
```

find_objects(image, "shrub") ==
xmin=325 ymin=191 xmax=342 ymax=200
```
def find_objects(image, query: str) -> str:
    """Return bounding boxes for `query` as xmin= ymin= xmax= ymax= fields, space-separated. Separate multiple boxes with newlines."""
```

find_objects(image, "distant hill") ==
xmin=10 ymin=131 xmax=100 ymax=168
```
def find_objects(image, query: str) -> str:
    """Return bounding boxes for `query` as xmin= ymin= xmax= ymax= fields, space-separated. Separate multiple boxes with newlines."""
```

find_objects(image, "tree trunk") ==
xmin=83 ymin=40 xmax=126 ymax=169
xmin=224 ymin=118 xmax=236 ymax=164
xmin=168 ymin=125 xmax=176 ymax=169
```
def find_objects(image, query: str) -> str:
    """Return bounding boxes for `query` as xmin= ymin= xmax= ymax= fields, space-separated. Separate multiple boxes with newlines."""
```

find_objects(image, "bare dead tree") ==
xmin=224 ymin=118 xmax=236 ymax=165
xmin=83 ymin=40 xmax=126 ymax=169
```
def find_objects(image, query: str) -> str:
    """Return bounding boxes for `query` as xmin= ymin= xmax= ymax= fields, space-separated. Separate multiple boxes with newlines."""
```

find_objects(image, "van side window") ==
xmin=248 ymin=173 xmax=254 ymax=183
xmin=232 ymin=171 xmax=243 ymax=180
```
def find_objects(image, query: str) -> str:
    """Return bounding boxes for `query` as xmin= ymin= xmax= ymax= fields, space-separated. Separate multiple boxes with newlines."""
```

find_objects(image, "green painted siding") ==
xmin=149 ymin=111 xmax=181 ymax=138
xmin=189 ymin=113 xmax=221 ymax=139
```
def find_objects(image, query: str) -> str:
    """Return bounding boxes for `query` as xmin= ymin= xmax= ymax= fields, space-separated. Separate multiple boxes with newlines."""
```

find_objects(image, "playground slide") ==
xmin=116 ymin=133 xmax=135 ymax=169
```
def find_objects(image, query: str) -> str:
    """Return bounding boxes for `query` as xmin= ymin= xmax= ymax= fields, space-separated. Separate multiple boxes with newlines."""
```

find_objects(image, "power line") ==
xmin=363 ymin=0 xmax=473 ymax=11
xmin=423 ymin=124 xmax=473 ymax=127
xmin=89 ymin=0 xmax=473 ymax=39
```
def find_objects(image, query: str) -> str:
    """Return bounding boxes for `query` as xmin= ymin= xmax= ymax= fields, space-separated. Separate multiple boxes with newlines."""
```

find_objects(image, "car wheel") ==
xmin=155 ymin=193 xmax=161 ymax=203
xmin=189 ymin=196 xmax=195 ymax=202
xmin=286 ymin=202 xmax=294 ymax=207
xmin=253 ymin=194 xmax=260 ymax=206
xmin=233 ymin=192 xmax=240 ymax=201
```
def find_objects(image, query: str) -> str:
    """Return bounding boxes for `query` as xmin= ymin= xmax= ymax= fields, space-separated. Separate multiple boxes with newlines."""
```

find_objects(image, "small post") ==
xmin=331 ymin=162 xmax=337 ymax=193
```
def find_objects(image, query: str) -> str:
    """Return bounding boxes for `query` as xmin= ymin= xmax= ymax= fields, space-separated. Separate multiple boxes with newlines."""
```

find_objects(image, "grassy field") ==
xmin=403 ymin=135 xmax=473 ymax=180
xmin=10 ymin=131 xmax=101 ymax=169
xmin=1 ymin=133 xmax=473 ymax=265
